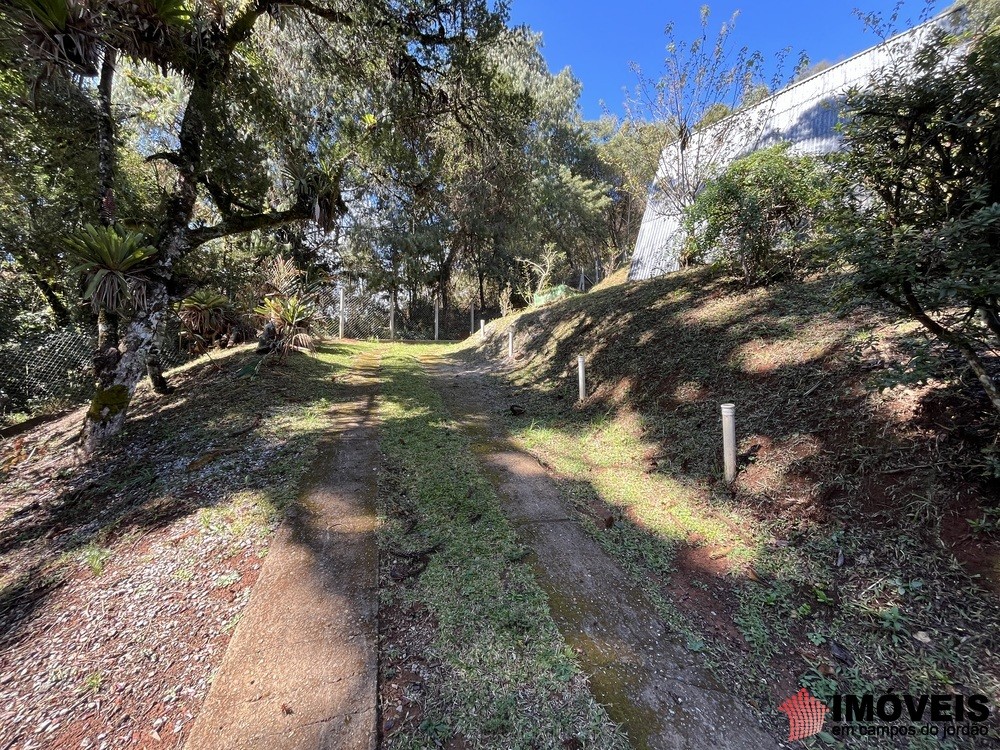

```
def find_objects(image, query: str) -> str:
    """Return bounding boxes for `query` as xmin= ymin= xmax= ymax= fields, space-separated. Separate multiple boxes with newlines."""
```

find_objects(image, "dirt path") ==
xmin=422 ymin=352 xmax=784 ymax=750
xmin=184 ymin=352 xmax=381 ymax=750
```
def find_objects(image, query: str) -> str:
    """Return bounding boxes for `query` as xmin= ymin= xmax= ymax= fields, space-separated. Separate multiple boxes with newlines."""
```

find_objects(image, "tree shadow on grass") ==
xmin=420 ymin=269 xmax=1000 ymax=721
xmin=0 ymin=343 xmax=365 ymax=649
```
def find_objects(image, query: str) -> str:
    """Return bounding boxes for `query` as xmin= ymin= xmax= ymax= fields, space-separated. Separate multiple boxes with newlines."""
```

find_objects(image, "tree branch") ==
xmin=187 ymin=202 xmax=311 ymax=248
xmin=224 ymin=0 xmax=275 ymax=52
xmin=145 ymin=151 xmax=183 ymax=167
xmin=273 ymin=0 xmax=355 ymax=27
xmin=198 ymin=174 xmax=261 ymax=216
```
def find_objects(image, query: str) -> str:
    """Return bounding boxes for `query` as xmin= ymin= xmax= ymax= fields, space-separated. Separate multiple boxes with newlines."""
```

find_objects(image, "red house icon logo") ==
xmin=779 ymin=688 xmax=828 ymax=741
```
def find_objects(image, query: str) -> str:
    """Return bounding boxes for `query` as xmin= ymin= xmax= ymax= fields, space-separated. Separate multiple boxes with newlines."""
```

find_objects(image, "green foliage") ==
xmin=684 ymin=144 xmax=834 ymax=286
xmin=65 ymin=223 xmax=157 ymax=312
xmin=255 ymin=257 xmax=318 ymax=358
xmin=177 ymin=289 xmax=246 ymax=352
xmin=832 ymin=27 xmax=1000 ymax=414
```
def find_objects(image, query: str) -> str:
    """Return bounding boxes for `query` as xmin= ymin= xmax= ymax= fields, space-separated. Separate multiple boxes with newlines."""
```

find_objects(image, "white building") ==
xmin=628 ymin=11 xmax=961 ymax=281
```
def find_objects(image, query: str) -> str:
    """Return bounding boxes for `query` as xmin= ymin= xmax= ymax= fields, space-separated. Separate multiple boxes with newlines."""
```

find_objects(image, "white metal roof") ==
xmin=628 ymin=11 xmax=960 ymax=281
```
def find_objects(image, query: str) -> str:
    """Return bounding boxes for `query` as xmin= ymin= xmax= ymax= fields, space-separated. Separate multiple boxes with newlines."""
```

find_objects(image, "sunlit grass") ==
xmin=376 ymin=345 xmax=628 ymax=750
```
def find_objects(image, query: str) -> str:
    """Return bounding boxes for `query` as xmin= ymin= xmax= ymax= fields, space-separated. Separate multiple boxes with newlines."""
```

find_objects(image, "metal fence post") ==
xmin=721 ymin=403 xmax=737 ymax=484
xmin=389 ymin=290 xmax=396 ymax=340
xmin=470 ymin=304 xmax=475 ymax=335
xmin=434 ymin=297 xmax=439 ymax=341
xmin=577 ymin=355 xmax=586 ymax=402
xmin=338 ymin=287 xmax=345 ymax=340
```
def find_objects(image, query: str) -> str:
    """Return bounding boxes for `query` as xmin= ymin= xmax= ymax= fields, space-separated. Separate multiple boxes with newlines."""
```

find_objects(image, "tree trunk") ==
xmin=97 ymin=307 xmax=119 ymax=350
xmin=898 ymin=285 xmax=1000 ymax=418
xmin=79 ymin=67 xmax=214 ymax=452
xmin=97 ymin=48 xmax=117 ymax=224
xmin=26 ymin=267 xmax=71 ymax=327
xmin=145 ymin=316 xmax=176 ymax=395
xmin=83 ymin=282 xmax=170 ymax=451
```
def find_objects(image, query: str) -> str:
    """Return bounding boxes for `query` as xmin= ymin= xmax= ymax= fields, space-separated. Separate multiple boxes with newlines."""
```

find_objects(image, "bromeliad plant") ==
xmin=254 ymin=257 xmax=319 ymax=359
xmin=65 ymin=223 xmax=158 ymax=313
xmin=177 ymin=289 xmax=249 ymax=353
xmin=255 ymin=294 xmax=317 ymax=357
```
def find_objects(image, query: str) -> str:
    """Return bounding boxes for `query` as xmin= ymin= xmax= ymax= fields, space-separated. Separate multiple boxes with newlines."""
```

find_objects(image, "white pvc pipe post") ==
xmin=480 ymin=319 xmax=485 ymax=337
xmin=434 ymin=297 xmax=440 ymax=341
xmin=389 ymin=290 xmax=396 ymax=340
xmin=721 ymin=403 xmax=737 ymax=484
xmin=508 ymin=329 xmax=514 ymax=359
xmin=577 ymin=355 xmax=586 ymax=402
xmin=338 ymin=287 xmax=345 ymax=340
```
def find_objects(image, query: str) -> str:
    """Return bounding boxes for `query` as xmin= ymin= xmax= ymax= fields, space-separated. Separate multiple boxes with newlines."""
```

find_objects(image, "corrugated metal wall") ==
xmin=628 ymin=13 xmax=957 ymax=281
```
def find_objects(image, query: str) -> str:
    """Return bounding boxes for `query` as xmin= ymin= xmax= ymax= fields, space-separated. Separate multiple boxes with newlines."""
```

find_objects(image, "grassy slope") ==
xmin=473 ymin=268 xmax=1000 ymax=748
xmin=376 ymin=344 xmax=628 ymax=750
xmin=0 ymin=343 xmax=362 ymax=748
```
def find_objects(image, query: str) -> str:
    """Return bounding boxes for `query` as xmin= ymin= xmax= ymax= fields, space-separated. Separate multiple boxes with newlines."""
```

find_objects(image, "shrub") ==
xmin=177 ymin=289 xmax=251 ymax=353
xmin=254 ymin=257 xmax=319 ymax=359
xmin=683 ymin=144 xmax=836 ymax=286
xmin=831 ymin=26 xmax=1000 ymax=416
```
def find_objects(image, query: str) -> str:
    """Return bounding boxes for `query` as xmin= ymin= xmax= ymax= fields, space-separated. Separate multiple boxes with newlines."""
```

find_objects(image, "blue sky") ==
xmin=508 ymin=0 xmax=944 ymax=120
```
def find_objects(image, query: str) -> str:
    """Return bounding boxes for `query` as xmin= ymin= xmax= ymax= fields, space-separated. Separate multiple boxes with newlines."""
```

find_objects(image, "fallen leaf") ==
xmin=914 ymin=631 xmax=932 ymax=645
xmin=186 ymin=449 xmax=237 ymax=472
xmin=829 ymin=641 xmax=855 ymax=666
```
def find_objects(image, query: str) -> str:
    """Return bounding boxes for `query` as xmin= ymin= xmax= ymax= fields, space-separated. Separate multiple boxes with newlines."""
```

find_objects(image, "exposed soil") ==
xmin=378 ymin=602 xmax=436 ymax=742
xmin=0 ymin=345 xmax=351 ymax=750
xmin=0 ymin=411 xmax=267 ymax=749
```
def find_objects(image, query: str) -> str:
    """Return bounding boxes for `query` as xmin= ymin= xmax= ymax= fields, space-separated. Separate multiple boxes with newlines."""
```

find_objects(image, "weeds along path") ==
xmin=419 ymin=350 xmax=783 ymax=750
xmin=375 ymin=345 xmax=627 ymax=750
xmin=184 ymin=349 xmax=382 ymax=750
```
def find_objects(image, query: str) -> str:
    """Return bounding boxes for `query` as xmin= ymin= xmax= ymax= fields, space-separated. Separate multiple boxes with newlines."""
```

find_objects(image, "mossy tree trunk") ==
xmin=79 ymin=68 xmax=328 ymax=453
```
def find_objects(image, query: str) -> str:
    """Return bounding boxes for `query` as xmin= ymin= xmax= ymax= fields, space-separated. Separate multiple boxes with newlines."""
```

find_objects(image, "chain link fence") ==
xmin=313 ymin=284 xmax=487 ymax=342
xmin=0 ymin=315 xmax=190 ymax=423
xmin=0 ymin=279 xmax=488 ymax=424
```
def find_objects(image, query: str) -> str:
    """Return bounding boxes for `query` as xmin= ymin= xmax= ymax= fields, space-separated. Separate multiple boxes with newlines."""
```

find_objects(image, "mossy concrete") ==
xmin=424 ymin=353 xmax=783 ymax=750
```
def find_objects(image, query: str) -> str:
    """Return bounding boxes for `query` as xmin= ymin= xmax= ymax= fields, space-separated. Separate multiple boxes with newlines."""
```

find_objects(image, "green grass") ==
xmin=466 ymin=268 xmax=1000 ymax=748
xmin=79 ymin=542 xmax=112 ymax=576
xmin=376 ymin=344 xmax=628 ymax=750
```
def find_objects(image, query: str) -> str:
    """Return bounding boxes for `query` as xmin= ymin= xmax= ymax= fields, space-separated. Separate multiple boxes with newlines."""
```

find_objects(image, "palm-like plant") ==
xmin=65 ymin=224 xmax=158 ymax=313
xmin=262 ymin=255 xmax=303 ymax=299
xmin=255 ymin=293 xmax=317 ymax=356
xmin=7 ymin=0 xmax=193 ymax=75
xmin=178 ymin=289 xmax=234 ymax=348
xmin=8 ymin=0 xmax=102 ymax=75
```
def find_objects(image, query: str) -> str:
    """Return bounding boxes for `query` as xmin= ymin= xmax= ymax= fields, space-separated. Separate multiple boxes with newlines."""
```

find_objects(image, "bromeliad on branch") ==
xmin=1 ymin=0 xmax=507 ymax=453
